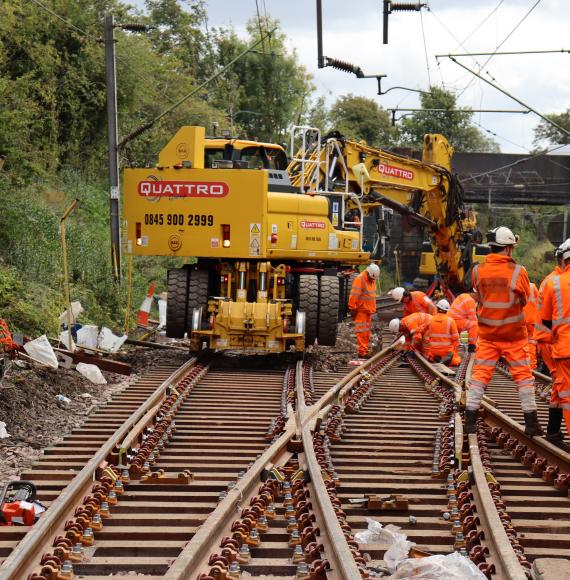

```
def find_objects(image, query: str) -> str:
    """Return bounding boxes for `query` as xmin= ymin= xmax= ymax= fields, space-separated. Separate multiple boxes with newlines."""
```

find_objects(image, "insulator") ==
xmin=325 ymin=57 xmax=364 ymax=78
xmin=118 ymin=22 xmax=151 ymax=32
xmin=390 ymin=2 xmax=424 ymax=11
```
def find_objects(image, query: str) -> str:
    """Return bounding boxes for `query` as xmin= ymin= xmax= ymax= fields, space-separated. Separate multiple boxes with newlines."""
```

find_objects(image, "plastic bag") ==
xmin=76 ymin=363 xmax=107 ymax=385
xmin=24 ymin=335 xmax=58 ymax=369
xmin=390 ymin=553 xmax=486 ymax=579
xmin=355 ymin=519 xmax=415 ymax=572
xmin=157 ymin=299 xmax=167 ymax=330
xmin=58 ymin=330 xmax=75 ymax=352
xmin=59 ymin=301 xmax=83 ymax=325
xmin=0 ymin=421 xmax=10 ymax=439
xmin=97 ymin=327 xmax=127 ymax=353
xmin=77 ymin=325 xmax=99 ymax=353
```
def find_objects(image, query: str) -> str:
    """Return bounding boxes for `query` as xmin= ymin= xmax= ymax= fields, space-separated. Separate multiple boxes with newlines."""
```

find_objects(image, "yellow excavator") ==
xmin=122 ymin=125 xmax=477 ymax=353
xmin=287 ymin=127 xmax=480 ymax=296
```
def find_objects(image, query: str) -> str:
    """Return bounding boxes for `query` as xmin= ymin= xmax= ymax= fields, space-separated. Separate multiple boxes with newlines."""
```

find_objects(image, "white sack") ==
xmin=98 ymin=327 xmax=127 ymax=353
xmin=24 ymin=335 xmax=58 ymax=369
xmin=390 ymin=552 xmax=486 ymax=579
xmin=0 ymin=421 xmax=10 ymax=439
xmin=157 ymin=299 xmax=167 ymax=330
xmin=77 ymin=325 xmax=99 ymax=352
xmin=59 ymin=301 xmax=83 ymax=325
xmin=76 ymin=363 xmax=107 ymax=385
xmin=58 ymin=330 xmax=75 ymax=352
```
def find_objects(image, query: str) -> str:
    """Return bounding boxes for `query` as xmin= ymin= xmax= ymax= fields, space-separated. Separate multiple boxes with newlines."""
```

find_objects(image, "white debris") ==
xmin=98 ymin=327 xmax=127 ymax=353
xmin=0 ymin=421 xmax=10 ymax=439
xmin=76 ymin=363 xmax=107 ymax=385
xmin=24 ymin=335 xmax=58 ymax=369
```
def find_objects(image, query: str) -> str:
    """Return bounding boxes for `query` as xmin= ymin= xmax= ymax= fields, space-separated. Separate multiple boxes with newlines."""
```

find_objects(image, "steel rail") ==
xmin=296 ymin=361 xmax=363 ymax=579
xmin=165 ymin=347 xmax=396 ymax=578
xmin=0 ymin=358 xmax=197 ymax=580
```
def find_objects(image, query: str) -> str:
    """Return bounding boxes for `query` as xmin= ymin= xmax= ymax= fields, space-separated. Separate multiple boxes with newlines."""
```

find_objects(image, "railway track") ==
xmin=1 ymin=344 xmax=570 ymax=579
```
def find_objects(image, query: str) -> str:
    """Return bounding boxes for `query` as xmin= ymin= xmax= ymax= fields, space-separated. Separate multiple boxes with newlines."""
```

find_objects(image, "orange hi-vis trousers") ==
xmin=466 ymin=337 xmax=536 ymax=412
xmin=552 ymin=358 xmax=570 ymax=436
xmin=353 ymin=310 xmax=372 ymax=357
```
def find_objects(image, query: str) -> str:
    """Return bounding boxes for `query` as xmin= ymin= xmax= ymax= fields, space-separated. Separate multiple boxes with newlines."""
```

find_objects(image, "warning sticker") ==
xmin=328 ymin=234 xmax=339 ymax=250
xmin=290 ymin=234 xmax=297 ymax=249
xmin=250 ymin=223 xmax=261 ymax=235
xmin=249 ymin=237 xmax=260 ymax=256
xmin=211 ymin=238 xmax=220 ymax=248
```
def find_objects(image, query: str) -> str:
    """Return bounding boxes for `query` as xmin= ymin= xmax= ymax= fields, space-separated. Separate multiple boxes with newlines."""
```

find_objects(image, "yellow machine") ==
xmin=420 ymin=243 xmax=490 ymax=283
xmin=123 ymin=126 xmax=477 ymax=353
xmin=287 ymin=128 xmax=479 ymax=294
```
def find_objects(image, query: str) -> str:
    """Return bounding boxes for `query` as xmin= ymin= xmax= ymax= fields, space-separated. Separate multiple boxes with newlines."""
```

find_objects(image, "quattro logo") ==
xmin=300 ymin=220 xmax=326 ymax=229
xmin=138 ymin=180 xmax=229 ymax=198
xmin=374 ymin=163 xmax=414 ymax=181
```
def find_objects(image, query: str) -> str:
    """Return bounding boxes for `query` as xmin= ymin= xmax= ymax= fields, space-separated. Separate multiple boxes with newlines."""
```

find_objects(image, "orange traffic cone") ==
xmin=137 ymin=283 xmax=156 ymax=325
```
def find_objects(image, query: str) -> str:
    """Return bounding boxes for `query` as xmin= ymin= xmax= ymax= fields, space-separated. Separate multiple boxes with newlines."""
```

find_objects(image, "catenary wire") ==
xmin=419 ymin=9 xmax=432 ymax=88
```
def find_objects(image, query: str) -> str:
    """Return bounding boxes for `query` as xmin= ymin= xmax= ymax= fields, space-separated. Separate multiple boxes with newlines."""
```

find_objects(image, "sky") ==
xmin=149 ymin=0 xmax=570 ymax=153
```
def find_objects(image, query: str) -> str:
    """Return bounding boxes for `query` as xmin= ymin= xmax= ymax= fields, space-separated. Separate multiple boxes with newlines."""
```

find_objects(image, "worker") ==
xmin=448 ymin=293 xmax=478 ymax=352
xmin=426 ymin=299 xmax=461 ymax=366
xmin=0 ymin=319 xmax=17 ymax=354
xmin=523 ymin=282 xmax=539 ymax=369
xmin=391 ymin=287 xmax=437 ymax=317
xmin=535 ymin=245 xmax=565 ymax=446
xmin=389 ymin=312 xmax=432 ymax=354
xmin=540 ymin=239 xmax=570 ymax=449
xmin=465 ymin=226 xmax=542 ymax=436
xmin=349 ymin=263 xmax=379 ymax=359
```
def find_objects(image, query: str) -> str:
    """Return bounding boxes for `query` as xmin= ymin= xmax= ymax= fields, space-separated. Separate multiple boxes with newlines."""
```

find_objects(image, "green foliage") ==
xmin=534 ymin=107 xmax=570 ymax=146
xmin=328 ymin=94 xmax=395 ymax=147
xmin=397 ymin=86 xmax=500 ymax=152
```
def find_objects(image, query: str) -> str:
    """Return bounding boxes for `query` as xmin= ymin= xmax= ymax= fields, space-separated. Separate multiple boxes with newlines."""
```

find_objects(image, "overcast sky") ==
xmin=149 ymin=0 xmax=570 ymax=153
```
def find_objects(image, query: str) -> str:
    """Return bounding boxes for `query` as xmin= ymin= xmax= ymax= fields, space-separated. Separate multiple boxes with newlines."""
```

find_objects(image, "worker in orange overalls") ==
xmin=523 ymin=282 xmax=539 ymax=369
xmin=349 ymin=263 xmax=379 ymax=359
xmin=0 ymin=319 xmax=17 ymax=353
xmin=540 ymin=239 xmax=570 ymax=449
xmin=535 ymin=245 xmax=565 ymax=446
xmin=448 ymin=293 xmax=478 ymax=353
xmin=391 ymin=287 xmax=437 ymax=317
xmin=426 ymin=299 xmax=461 ymax=366
xmin=389 ymin=312 xmax=432 ymax=355
xmin=465 ymin=226 xmax=542 ymax=436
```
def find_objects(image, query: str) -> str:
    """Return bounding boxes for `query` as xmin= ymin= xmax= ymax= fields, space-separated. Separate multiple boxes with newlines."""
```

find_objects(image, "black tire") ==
xmin=166 ymin=268 xmax=189 ymax=338
xmin=318 ymin=276 xmax=339 ymax=346
xmin=339 ymin=272 xmax=358 ymax=321
xmin=298 ymin=275 xmax=319 ymax=346
xmin=186 ymin=269 xmax=210 ymax=333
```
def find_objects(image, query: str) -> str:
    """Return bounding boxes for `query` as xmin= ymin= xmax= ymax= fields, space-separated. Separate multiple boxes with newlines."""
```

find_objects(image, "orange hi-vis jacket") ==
xmin=523 ymin=282 xmax=539 ymax=343
xmin=535 ymin=267 xmax=561 ymax=344
xmin=539 ymin=264 xmax=570 ymax=358
xmin=401 ymin=312 xmax=432 ymax=349
xmin=348 ymin=271 xmax=377 ymax=314
xmin=472 ymin=253 xmax=530 ymax=342
xmin=0 ymin=318 xmax=16 ymax=352
xmin=449 ymin=293 xmax=477 ymax=326
xmin=427 ymin=313 xmax=459 ymax=356
xmin=403 ymin=291 xmax=437 ymax=317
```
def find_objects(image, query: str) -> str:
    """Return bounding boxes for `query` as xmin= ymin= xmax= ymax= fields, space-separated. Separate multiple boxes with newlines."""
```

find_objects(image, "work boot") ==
xmin=468 ymin=344 xmax=476 ymax=353
xmin=523 ymin=411 xmax=544 ymax=437
xmin=545 ymin=432 xmax=570 ymax=452
xmin=464 ymin=410 xmax=478 ymax=434
xmin=547 ymin=407 xmax=563 ymax=436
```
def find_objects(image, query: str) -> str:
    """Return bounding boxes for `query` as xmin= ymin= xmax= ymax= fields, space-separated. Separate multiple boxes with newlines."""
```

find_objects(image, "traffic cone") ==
xmin=137 ymin=283 xmax=156 ymax=326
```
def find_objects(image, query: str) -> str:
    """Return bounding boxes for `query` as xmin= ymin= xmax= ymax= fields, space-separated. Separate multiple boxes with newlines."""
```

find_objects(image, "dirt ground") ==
xmin=0 ymin=347 xmax=188 ymax=486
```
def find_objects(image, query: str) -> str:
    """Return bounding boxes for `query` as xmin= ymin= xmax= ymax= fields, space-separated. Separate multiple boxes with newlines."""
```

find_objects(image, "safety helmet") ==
xmin=391 ymin=287 xmax=405 ymax=302
xmin=487 ymin=226 xmax=519 ymax=247
xmin=436 ymin=299 xmax=450 ymax=312
xmin=366 ymin=263 xmax=380 ymax=279
xmin=561 ymin=238 xmax=570 ymax=262
xmin=388 ymin=318 xmax=401 ymax=333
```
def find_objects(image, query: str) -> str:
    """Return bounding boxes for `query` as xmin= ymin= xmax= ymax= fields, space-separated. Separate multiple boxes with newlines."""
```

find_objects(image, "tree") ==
xmin=397 ymin=86 xmax=499 ymax=152
xmin=207 ymin=17 xmax=314 ymax=143
xmin=328 ymin=95 xmax=395 ymax=147
xmin=534 ymin=108 xmax=570 ymax=146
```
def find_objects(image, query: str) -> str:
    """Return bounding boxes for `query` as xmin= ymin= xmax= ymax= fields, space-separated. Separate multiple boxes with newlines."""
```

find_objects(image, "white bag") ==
xmin=0 ymin=421 xmax=10 ymax=439
xmin=24 ymin=335 xmax=58 ymax=369
xmin=157 ymin=299 xmax=167 ymax=330
xmin=76 ymin=363 xmax=107 ymax=385
xmin=97 ymin=327 xmax=127 ymax=353
xmin=77 ymin=325 xmax=99 ymax=352
xmin=58 ymin=330 xmax=75 ymax=352
xmin=390 ymin=553 xmax=486 ymax=579
xmin=58 ymin=301 xmax=83 ymax=325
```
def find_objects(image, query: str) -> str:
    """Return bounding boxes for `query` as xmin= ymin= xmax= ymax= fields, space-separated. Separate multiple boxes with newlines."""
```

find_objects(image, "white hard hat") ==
xmin=561 ymin=238 xmax=570 ymax=261
xmin=391 ymin=287 xmax=405 ymax=302
xmin=436 ymin=299 xmax=450 ymax=312
xmin=487 ymin=226 xmax=519 ymax=247
xmin=389 ymin=318 xmax=400 ymax=333
xmin=366 ymin=263 xmax=380 ymax=279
